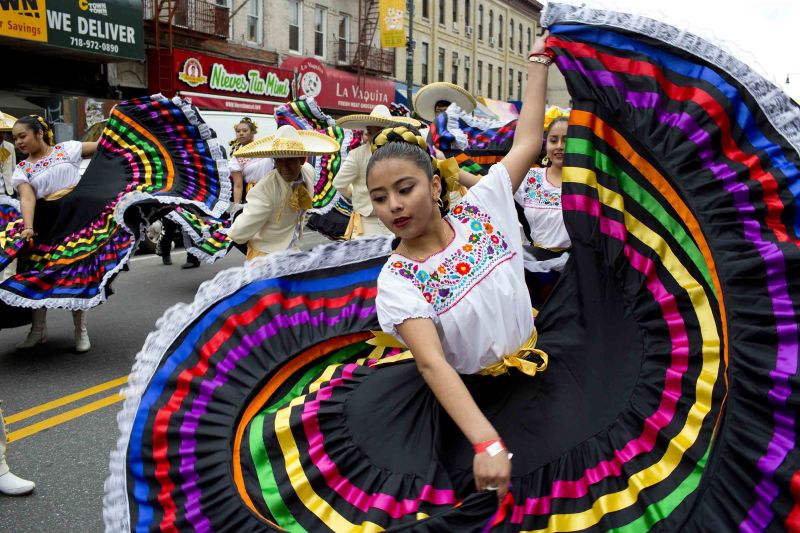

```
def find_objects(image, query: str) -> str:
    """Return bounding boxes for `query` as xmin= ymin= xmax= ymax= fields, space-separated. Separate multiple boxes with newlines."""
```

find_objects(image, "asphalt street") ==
xmin=0 ymin=233 xmax=329 ymax=532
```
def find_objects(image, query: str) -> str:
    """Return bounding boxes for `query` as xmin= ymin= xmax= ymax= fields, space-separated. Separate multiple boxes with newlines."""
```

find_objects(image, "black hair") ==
xmin=435 ymin=100 xmax=451 ymax=109
xmin=366 ymin=123 xmax=450 ymax=218
xmin=15 ymin=115 xmax=54 ymax=146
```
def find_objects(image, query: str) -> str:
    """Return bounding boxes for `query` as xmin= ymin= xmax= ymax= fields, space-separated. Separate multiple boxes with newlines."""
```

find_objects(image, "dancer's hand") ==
xmin=433 ymin=147 xmax=446 ymax=160
xmin=531 ymin=30 xmax=550 ymax=55
xmin=20 ymin=228 xmax=35 ymax=241
xmin=474 ymin=450 xmax=511 ymax=503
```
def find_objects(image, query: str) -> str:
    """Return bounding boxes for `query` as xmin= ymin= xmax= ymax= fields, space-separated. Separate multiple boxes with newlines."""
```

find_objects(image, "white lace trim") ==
xmin=0 ymin=194 xmax=20 ymax=211
xmin=542 ymin=2 xmax=800 ymax=153
xmin=103 ymin=236 xmax=392 ymax=532
xmin=523 ymin=249 xmax=571 ymax=273
xmin=0 ymin=95 xmax=233 ymax=310
xmin=164 ymin=211 xmax=232 ymax=263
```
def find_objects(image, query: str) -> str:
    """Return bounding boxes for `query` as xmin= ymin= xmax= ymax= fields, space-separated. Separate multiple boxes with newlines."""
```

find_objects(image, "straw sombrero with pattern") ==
xmin=233 ymin=125 xmax=340 ymax=158
xmin=336 ymin=104 xmax=421 ymax=131
xmin=0 ymin=111 xmax=18 ymax=131
xmin=413 ymin=82 xmax=477 ymax=122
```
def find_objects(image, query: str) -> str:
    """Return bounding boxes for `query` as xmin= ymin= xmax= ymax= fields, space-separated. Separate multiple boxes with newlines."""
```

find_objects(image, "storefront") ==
xmin=148 ymin=48 xmax=295 ymax=148
xmin=0 ymin=0 xmax=145 ymax=141
xmin=280 ymin=57 xmax=395 ymax=116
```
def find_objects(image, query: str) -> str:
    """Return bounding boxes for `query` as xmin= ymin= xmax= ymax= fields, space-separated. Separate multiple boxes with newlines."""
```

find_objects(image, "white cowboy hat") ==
xmin=234 ymin=125 xmax=340 ymax=158
xmin=336 ymin=104 xmax=421 ymax=131
xmin=0 ymin=111 xmax=18 ymax=131
xmin=413 ymin=82 xmax=477 ymax=122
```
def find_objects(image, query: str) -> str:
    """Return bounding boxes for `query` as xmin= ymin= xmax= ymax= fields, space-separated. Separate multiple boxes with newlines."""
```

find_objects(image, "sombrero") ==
xmin=413 ymin=82 xmax=477 ymax=122
xmin=233 ymin=125 xmax=340 ymax=158
xmin=336 ymin=104 xmax=421 ymax=131
xmin=0 ymin=111 xmax=18 ymax=131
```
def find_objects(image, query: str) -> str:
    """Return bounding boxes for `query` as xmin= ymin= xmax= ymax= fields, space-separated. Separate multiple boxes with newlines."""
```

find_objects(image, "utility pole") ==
xmin=405 ymin=0 xmax=415 ymax=114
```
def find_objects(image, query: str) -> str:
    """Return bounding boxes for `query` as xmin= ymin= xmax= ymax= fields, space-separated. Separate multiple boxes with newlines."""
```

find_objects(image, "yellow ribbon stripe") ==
xmin=274 ymin=360 xmax=387 ymax=532
xmin=521 ymin=169 xmax=720 ymax=532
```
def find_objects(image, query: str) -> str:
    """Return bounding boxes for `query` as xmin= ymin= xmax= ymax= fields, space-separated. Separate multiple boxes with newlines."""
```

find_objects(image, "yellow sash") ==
xmin=246 ymin=245 xmax=267 ymax=261
xmin=365 ymin=325 xmax=549 ymax=378
xmin=343 ymin=211 xmax=364 ymax=240
xmin=43 ymin=186 xmax=76 ymax=201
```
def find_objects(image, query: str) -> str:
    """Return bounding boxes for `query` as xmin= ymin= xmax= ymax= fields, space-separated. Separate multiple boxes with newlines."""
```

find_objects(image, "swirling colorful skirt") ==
xmin=0 ymin=95 xmax=230 ymax=321
xmin=105 ymin=6 xmax=800 ymax=532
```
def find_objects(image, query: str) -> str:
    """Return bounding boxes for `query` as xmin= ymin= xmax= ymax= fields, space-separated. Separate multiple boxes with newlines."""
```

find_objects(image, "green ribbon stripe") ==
xmin=567 ymin=137 xmax=716 ymax=297
xmin=249 ymin=342 xmax=370 ymax=532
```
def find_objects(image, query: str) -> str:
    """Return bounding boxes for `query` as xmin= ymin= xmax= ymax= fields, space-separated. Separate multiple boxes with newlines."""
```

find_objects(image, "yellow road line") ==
xmin=7 ymin=393 xmax=125 ymax=443
xmin=5 ymin=375 xmax=128 ymax=424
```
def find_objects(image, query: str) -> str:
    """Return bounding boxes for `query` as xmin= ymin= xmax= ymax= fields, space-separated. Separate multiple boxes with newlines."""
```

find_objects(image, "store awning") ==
xmin=0 ymin=92 xmax=45 ymax=117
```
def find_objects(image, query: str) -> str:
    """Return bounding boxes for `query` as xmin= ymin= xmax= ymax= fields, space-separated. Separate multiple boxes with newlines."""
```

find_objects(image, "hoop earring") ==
xmin=436 ymin=197 xmax=444 ymax=208
xmin=542 ymin=156 xmax=550 ymax=167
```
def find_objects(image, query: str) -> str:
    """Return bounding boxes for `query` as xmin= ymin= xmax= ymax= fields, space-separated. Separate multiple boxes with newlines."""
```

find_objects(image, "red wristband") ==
xmin=528 ymin=49 xmax=555 ymax=60
xmin=473 ymin=439 xmax=507 ymax=455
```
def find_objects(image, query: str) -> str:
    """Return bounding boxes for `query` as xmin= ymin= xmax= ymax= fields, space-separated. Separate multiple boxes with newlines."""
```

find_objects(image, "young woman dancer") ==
xmin=11 ymin=116 xmax=97 ymax=352
xmin=368 ymin=32 xmax=552 ymax=499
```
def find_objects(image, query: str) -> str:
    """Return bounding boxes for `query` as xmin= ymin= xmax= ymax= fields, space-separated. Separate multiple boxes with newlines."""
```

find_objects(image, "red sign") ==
xmin=280 ymin=56 xmax=395 ymax=113
xmin=162 ymin=49 xmax=294 ymax=112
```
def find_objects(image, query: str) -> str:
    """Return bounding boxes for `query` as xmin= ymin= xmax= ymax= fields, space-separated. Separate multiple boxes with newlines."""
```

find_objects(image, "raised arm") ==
xmin=81 ymin=142 xmax=98 ymax=158
xmin=397 ymin=318 xmax=511 ymax=502
xmin=332 ymin=149 xmax=361 ymax=199
xmin=501 ymin=31 xmax=551 ymax=193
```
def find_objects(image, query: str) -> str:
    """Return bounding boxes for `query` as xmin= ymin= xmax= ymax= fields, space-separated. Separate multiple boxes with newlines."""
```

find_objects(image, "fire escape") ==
xmin=347 ymin=0 xmax=395 ymax=80
xmin=144 ymin=0 xmax=230 ymax=94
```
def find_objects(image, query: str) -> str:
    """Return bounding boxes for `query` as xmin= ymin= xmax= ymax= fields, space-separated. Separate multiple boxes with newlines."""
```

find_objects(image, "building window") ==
xmin=247 ymin=0 xmax=261 ymax=43
xmin=498 ymin=14 xmax=503 ymax=49
xmin=421 ymin=42 xmax=429 ymax=85
xmin=488 ymin=64 xmax=493 ymax=98
xmin=439 ymin=0 xmax=445 ymax=25
xmin=508 ymin=68 xmax=514 ymax=99
xmin=314 ymin=7 xmax=326 ymax=57
xmin=527 ymin=27 xmax=532 ymax=51
xmin=465 ymin=0 xmax=470 ymax=26
xmin=288 ymin=0 xmax=301 ymax=52
xmin=518 ymin=23 xmax=523 ymax=53
xmin=438 ymin=47 xmax=445 ymax=82
xmin=337 ymin=15 xmax=349 ymax=62
xmin=477 ymin=60 xmax=483 ymax=96
xmin=488 ymin=10 xmax=493 ymax=41
xmin=509 ymin=17 xmax=514 ymax=50
xmin=422 ymin=0 xmax=429 ymax=19
xmin=517 ymin=71 xmax=522 ymax=100
xmin=464 ymin=56 xmax=470 ymax=92
xmin=452 ymin=51 xmax=458 ymax=84
xmin=497 ymin=66 xmax=502 ymax=100
xmin=452 ymin=0 xmax=457 ymax=25
xmin=477 ymin=5 xmax=483 ymax=40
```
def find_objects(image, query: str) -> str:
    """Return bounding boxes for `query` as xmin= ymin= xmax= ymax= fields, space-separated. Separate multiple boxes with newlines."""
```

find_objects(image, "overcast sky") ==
xmin=548 ymin=0 xmax=800 ymax=103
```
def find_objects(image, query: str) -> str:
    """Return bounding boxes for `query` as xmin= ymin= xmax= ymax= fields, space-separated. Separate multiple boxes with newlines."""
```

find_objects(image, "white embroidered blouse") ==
xmin=514 ymin=167 xmax=571 ymax=250
xmin=11 ymin=141 xmax=83 ymax=199
xmin=229 ymin=155 xmax=274 ymax=184
xmin=376 ymin=163 xmax=534 ymax=374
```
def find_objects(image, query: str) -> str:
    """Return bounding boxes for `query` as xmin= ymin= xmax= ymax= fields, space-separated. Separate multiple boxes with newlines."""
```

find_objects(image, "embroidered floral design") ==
xmin=17 ymin=143 xmax=74 ymax=181
xmin=387 ymin=201 xmax=513 ymax=313
xmin=519 ymin=168 xmax=561 ymax=209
